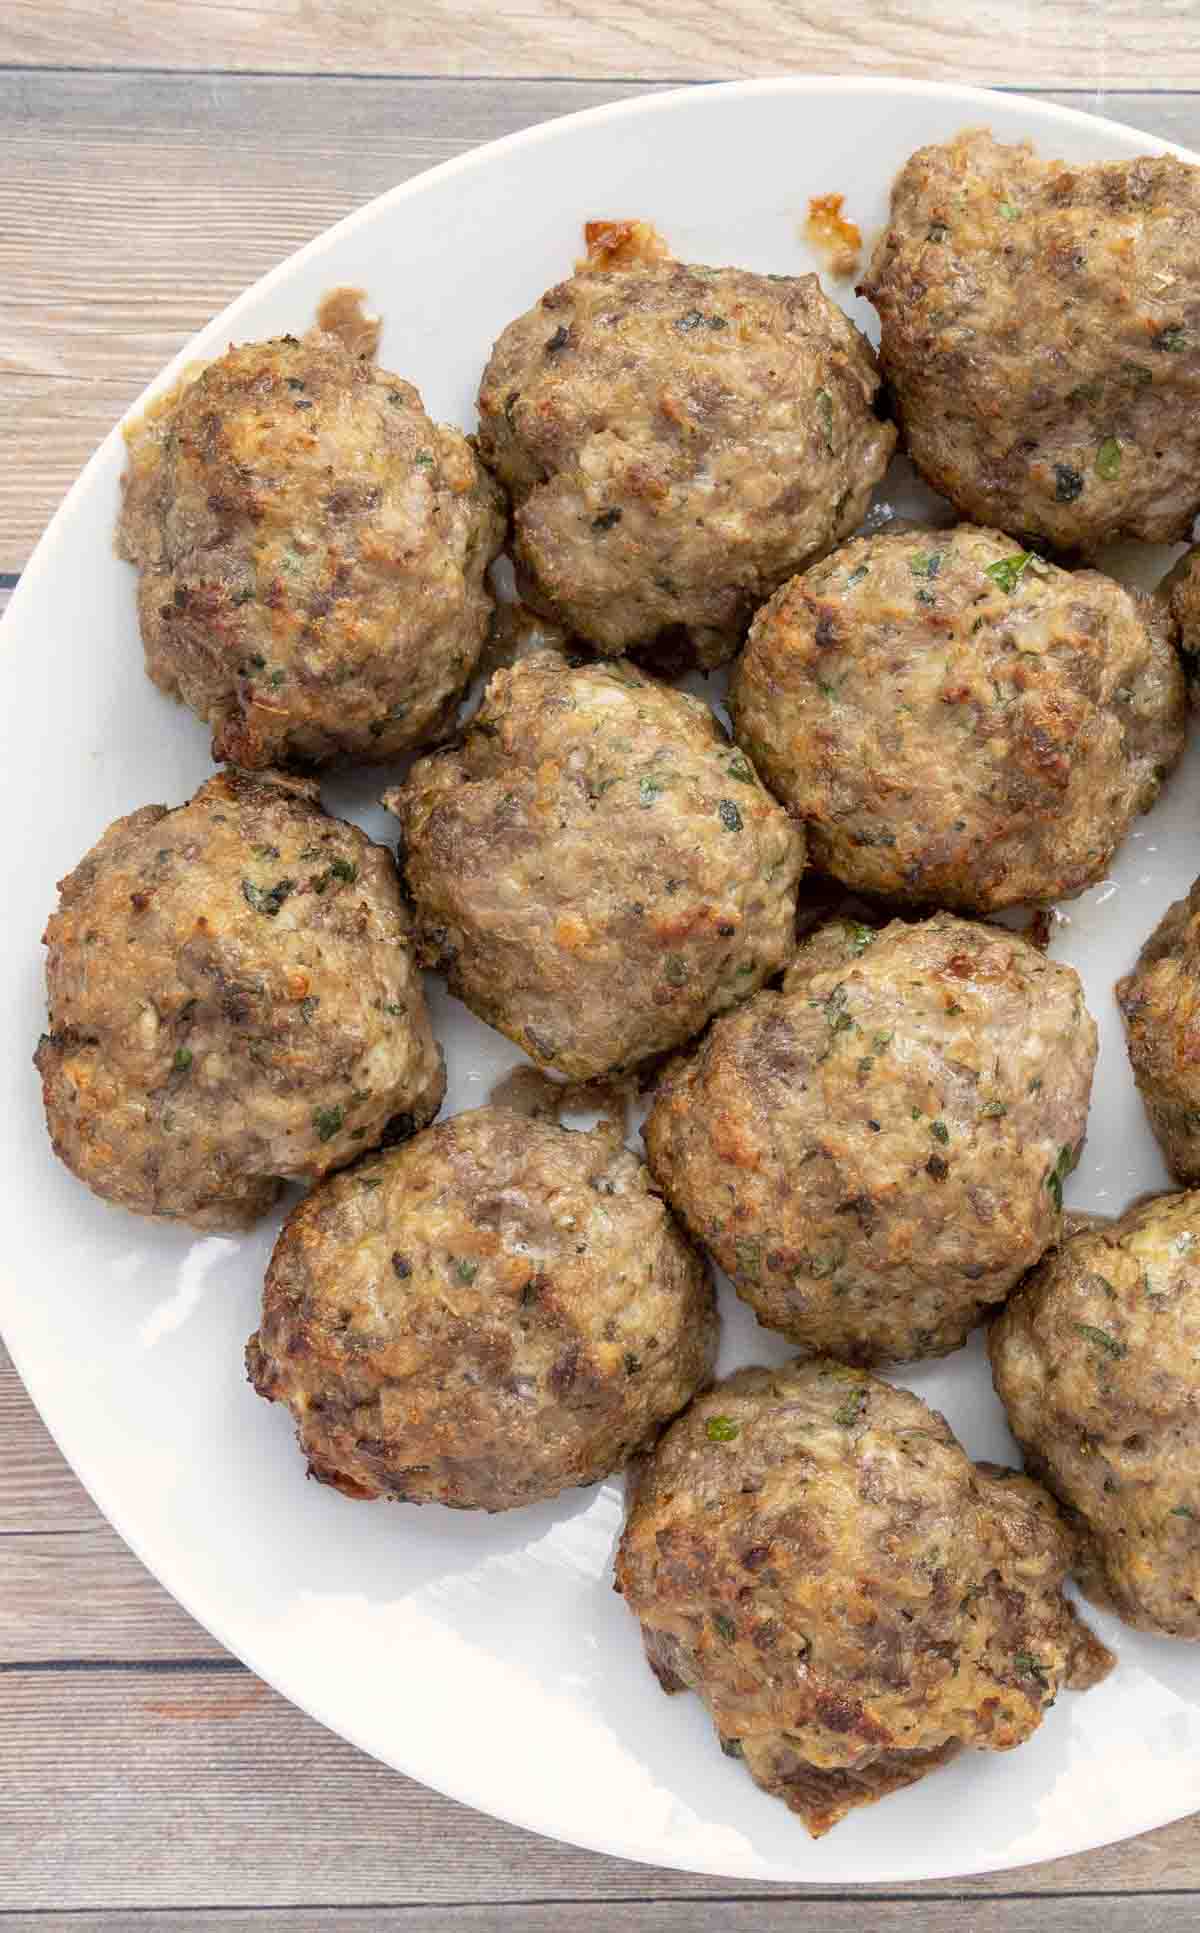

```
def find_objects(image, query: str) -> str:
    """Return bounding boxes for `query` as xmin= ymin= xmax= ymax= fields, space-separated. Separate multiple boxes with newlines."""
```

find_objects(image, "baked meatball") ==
xmin=388 ymin=653 xmax=805 ymax=1081
xmin=477 ymin=261 xmax=895 ymax=666
xmin=1162 ymin=544 xmax=1200 ymax=690
xmin=615 ymin=1362 xmax=1112 ymax=1837
xmin=1117 ymin=878 xmax=1200 ymax=1184
xmin=861 ymin=128 xmax=1200 ymax=551
xmin=247 ymin=1106 xmax=716 ymax=1510
xmin=731 ymin=525 xmax=1186 ymax=912
xmin=34 ymin=770 xmax=444 ymax=1231
xmin=990 ymin=1193 xmax=1200 ymax=1637
xmin=644 ymin=912 xmax=1097 ymax=1363
xmin=117 ymin=333 xmax=506 ymax=768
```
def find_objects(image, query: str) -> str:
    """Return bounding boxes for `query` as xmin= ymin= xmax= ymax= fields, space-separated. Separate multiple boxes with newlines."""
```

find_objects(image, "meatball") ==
xmin=731 ymin=525 xmax=1186 ymax=911
xmin=860 ymin=129 xmax=1200 ymax=550
xmin=615 ymin=1362 xmax=1112 ymax=1838
xmin=388 ymin=653 xmax=805 ymax=1082
xmin=117 ymin=333 xmax=506 ymax=768
xmin=34 ymin=770 xmax=444 ymax=1231
xmin=990 ymin=1193 xmax=1200 ymax=1637
xmin=477 ymin=261 xmax=895 ymax=667
xmin=246 ymin=1106 xmax=716 ymax=1510
xmin=644 ymin=912 xmax=1097 ymax=1363
xmin=1117 ymin=878 xmax=1200 ymax=1184
xmin=1162 ymin=544 xmax=1200 ymax=690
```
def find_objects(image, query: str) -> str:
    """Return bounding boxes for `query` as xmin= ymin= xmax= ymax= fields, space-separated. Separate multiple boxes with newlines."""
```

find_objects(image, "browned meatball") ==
xmin=990 ymin=1193 xmax=1200 ymax=1637
xmin=1117 ymin=879 xmax=1200 ymax=1184
xmin=731 ymin=525 xmax=1185 ymax=912
xmin=861 ymin=129 xmax=1200 ymax=550
xmin=477 ymin=261 xmax=895 ymax=667
xmin=117 ymin=333 xmax=506 ymax=768
xmin=34 ymin=770 xmax=444 ymax=1231
xmin=1163 ymin=544 xmax=1200 ymax=691
xmin=644 ymin=913 xmax=1097 ymax=1363
xmin=247 ymin=1107 xmax=716 ymax=1510
xmin=615 ymin=1362 xmax=1112 ymax=1838
xmin=387 ymin=653 xmax=805 ymax=1082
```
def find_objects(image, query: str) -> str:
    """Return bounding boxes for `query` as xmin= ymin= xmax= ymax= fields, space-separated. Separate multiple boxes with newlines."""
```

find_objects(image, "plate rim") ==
xmin=5 ymin=72 xmax=1200 ymax=1888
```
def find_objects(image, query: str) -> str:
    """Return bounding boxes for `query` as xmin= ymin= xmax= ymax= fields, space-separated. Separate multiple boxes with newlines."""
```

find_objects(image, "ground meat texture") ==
xmin=614 ymin=1362 xmax=1112 ymax=1838
xmin=1163 ymin=544 xmax=1200 ymax=692
xmin=388 ymin=653 xmax=805 ymax=1082
xmin=730 ymin=525 xmax=1186 ymax=913
xmin=1117 ymin=878 xmax=1200 ymax=1185
xmin=477 ymin=261 xmax=895 ymax=667
xmin=116 ymin=333 xmax=506 ymax=768
xmin=990 ymin=1193 xmax=1200 ymax=1637
xmin=34 ymin=770 xmax=445 ymax=1231
xmin=246 ymin=1106 xmax=716 ymax=1510
xmin=644 ymin=913 xmax=1097 ymax=1364
xmin=860 ymin=129 xmax=1200 ymax=551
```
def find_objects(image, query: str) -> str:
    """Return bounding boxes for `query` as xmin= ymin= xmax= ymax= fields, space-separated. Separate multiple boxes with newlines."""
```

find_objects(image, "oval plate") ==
xmin=4 ymin=76 xmax=1200 ymax=1884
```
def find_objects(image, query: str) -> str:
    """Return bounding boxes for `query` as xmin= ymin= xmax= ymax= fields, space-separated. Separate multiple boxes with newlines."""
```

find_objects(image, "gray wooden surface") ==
xmin=3 ymin=25 xmax=1200 ymax=1926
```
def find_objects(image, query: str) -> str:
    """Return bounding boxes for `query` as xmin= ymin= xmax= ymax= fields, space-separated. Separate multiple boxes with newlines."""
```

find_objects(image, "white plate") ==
xmin=4 ymin=75 xmax=1200 ymax=1886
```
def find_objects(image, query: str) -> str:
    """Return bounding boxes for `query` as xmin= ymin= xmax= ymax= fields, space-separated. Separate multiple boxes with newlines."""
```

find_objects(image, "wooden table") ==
xmin=2 ymin=9 xmax=1198 ymax=1926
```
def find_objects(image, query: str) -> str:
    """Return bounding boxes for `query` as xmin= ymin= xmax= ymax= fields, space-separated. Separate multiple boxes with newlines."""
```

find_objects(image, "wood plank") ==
xmin=0 ymin=1526 xmax=224 ymax=1663
xmin=0 ymin=0 xmax=1195 ymax=89
xmin=0 ymin=1343 xmax=104 ymax=1534
xmin=0 ymin=1906 xmax=1190 ymax=1933
xmin=1 ymin=1661 xmax=1200 ymax=1908
xmin=2 ymin=77 xmax=1197 ymax=570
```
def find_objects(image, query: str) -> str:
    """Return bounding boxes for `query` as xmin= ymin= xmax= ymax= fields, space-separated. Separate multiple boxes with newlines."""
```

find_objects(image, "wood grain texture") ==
xmin=0 ymin=1909 xmax=1192 ymax=1933
xmin=2 ymin=1661 xmax=1200 ymax=1912
xmin=3 ymin=78 xmax=1199 ymax=569
xmin=1 ymin=0 xmax=1197 ymax=88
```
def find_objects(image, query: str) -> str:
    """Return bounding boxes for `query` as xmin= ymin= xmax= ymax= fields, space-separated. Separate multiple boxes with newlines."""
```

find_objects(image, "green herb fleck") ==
xmin=414 ymin=450 xmax=434 ymax=468
xmin=1046 ymin=1144 xmax=1074 ymax=1211
xmin=711 ymin=1612 xmax=737 ymax=1642
xmin=455 ymin=1259 xmax=479 ymax=1284
xmin=1014 ymin=1651 xmax=1049 ymax=1688
xmin=998 ymin=201 xmax=1020 ymax=220
xmin=251 ymin=843 xmax=281 ymax=860
xmin=1029 ymin=1076 xmax=1043 ymax=1093
xmin=663 ymin=954 xmax=689 ymax=987
xmin=1075 ymin=1322 xmax=1126 ymax=1358
xmin=930 ymin=1119 xmax=950 ymax=1144
xmin=639 ymin=775 xmax=665 ymax=807
xmin=330 ymin=857 xmax=358 ymax=884
xmin=1171 ymin=1505 xmax=1195 ymax=1520
xmin=718 ymin=799 xmax=743 ymax=833
xmin=872 ymin=1030 xmax=893 ymax=1052
xmin=1095 ymin=437 xmax=1122 ymax=481
xmin=845 ymin=922 xmax=875 ymax=956
xmin=980 ymin=1099 xmax=1007 ymax=1118
xmin=727 ymin=753 xmax=755 ymax=783
xmin=834 ymin=1387 xmax=867 ymax=1428
xmin=909 ymin=551 xmax=942 ymax=580
xmin=313 ymin=1104 xmax=344 ymax=1143
xmin=985 ymin=551 xmax=1035 ymax=594
xmin=172 ymin=1047 xmax=193 ymax=1073
xmin=1155 ymin=324 xmax=1187 ymax=353
xmin=242 ymin=877 xmax=295 ymax=918
xmin=384 ymin=1002 xmax=406 ymax=1018
xmin=846 ymin=563 xmax=870 ymax=586
xmin=734 ymin=1237 xmax=761 ymax=1278
xmin=706 ymin=1416 xmax=741 ymax=1442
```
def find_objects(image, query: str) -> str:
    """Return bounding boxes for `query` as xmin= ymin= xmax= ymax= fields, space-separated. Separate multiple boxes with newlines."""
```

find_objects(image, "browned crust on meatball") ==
xmin=34 ymin=769 xmax=444 ymax=1230
xmin=644 ymin=913 xmax=1097 ymax=1363
xmin=990 ymin=1191 xmax=1200 ymax=1637
xmin=615 ymin=1362 xmax=1111 ymax=1837
xmin=1117 ymin=878 xmax=1200 ymax=1185
xmin=860 ymin=128 xmax=1200 ymax=550
xmin=477 ymin=261 xmax=895 ymax=666
xmin=731 ymin=525 xmax=1186 ymax=912
xmin=247 ymin=1106 xmax=716 ymax=1510
xmin=387 ymin=653 xmax=805 ymax=1082
xmin=117 ymin=333 xmax=506 ymax=768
